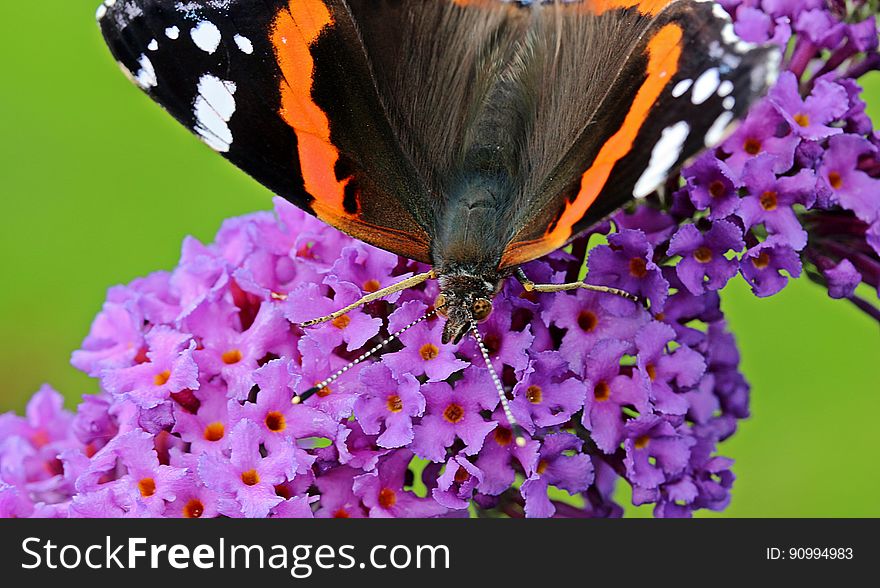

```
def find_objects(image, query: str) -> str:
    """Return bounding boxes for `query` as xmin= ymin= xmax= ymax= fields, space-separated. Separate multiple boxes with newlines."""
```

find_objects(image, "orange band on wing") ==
xmin=272 ymin=0 xmax=350 ymax=222
xmin=450 ymin=0 xmax=674 ymax=14
xmin=588 ymin=1 xmax=676 ymax=15
xmin=500 ymin=23 xmax=683 ymax=268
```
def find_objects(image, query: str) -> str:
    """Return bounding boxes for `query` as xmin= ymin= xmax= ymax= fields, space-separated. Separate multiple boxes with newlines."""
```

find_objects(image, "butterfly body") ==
xmin=98 ymin=0 xmax=779 ymax=343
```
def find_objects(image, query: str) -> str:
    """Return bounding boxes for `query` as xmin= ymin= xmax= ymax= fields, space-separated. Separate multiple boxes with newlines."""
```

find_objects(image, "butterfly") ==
xmin=98 ymin=0 xmax=778 ymax=441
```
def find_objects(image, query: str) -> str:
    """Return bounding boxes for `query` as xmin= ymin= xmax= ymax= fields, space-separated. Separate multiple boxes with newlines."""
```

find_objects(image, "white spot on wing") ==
xmin=723 ymin=96 xmax=736 ymax=111
xmin=234 ymin=34 xmax=253 ymax=55
xmin=671 ymin=79 xmax=693 ymax=99
xmin=633 ymin=122 xmax=690 ymax=198
xmin=96 ymin=4 xmax=108 ymax=20
xmin=191 ymin=21 xmax=222 ymax=54
xmin=165 ymin=26 xmax=180 ymax=40
xmin=718 ymin=80 xmax=734 ymax=97
xmin=134 ymin=54 xmax=157 ymax=89
xmin=148 ymin=39 xmax=159 ymax=51
xmin=193 ymin=74 xmax=237 ymax=152
xmin=705 ymin=111 xmax=735 ymax=146
xmin=691 ymin=68 xmax=720 ymax=105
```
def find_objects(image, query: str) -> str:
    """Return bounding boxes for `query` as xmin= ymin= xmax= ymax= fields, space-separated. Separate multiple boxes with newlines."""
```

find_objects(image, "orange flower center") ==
xmin=526 ymin=385 xmax=543 ymax=404
xmin=708 ymin=179 xmax=726 ymax=198
xmin=443 ymin=403 xmax=465 ymax=423
xmin=138 ymin=478 xmax=156 ymax=498
xmin=332 ymin=315 xmax=351 ymax=329
xmin=363 ymin=279 xmax=381 ymax=293
xmin=153 ymin=369 xmax=171 ymax=386
xmin=578 ymin=310 xmax=598 ymax=332
xmin=386 ymin=394 xmax=403 ymax=413
xmin=793 ymin=113 xmax=810 ymax=127
xmin=634 ymin=435 xmax=651 ymax=450
xmin=453 ymin=467 xmax=470 ymax=484
xmin=760 ymin=190 xmax=778 ymax=211
xmin=378 ymin=488 xmax=397 ymax=509
xmin=333 ymin=508 xmax=350 ymax=518
xmin=241 ymin=469 xmax=260 ymax=486
xmin=203 ymin=422 xmax=225 ymax=442
xmin=744 ymin=137 xmax=762 ymax=155
xmin=183 ymin=499 xmax=204 ymax=518
xmin=494 ymin=427 xmax=512 ymax=446
xmin=694 ymin=246 xmax=713 ymax=264
xmin=594 ymin=381 xmax=611 ymax=402
xmin=646 ymin=364 xmax=657 ymax=382
xmin=222 ymin=349 xmax=243 ymax=365
xmin=419 ymin=343 xmax=439 ymax=361
xmin=536 ymin=459 xmax=549 ymax=475
xmin=265 ymin=411 xmax=286 ymax=432
xmin=828 ymin=171 xmax=843 ymax=190
xmin=629 ymin=257 xmax=648 ymax=278
xmin=752 ymin=252 xmax=771 ymax=269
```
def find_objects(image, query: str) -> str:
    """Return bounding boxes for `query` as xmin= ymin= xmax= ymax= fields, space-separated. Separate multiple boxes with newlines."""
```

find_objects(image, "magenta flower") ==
xmin=668 ymin=221 xmax=746 ymax=296
xmin=198 ymin=419 xmax=298 ymax=517
xmin=381 ymin=300 xmax=469 ymax=383
xmin=411 ymin=368 xmax=498 ymax=462
xmin=352 ymin=450 xmax=449 ymax=518
xmin=354 ymin=363 xmax=425 ymax=449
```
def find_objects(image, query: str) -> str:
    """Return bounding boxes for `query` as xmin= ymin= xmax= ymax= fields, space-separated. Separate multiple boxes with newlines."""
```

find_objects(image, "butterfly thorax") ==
xmin=431 ymin=174 xmax=517 ymax=343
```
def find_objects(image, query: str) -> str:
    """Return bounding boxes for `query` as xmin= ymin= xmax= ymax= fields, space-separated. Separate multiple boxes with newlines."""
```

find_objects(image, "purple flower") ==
xmin=682 ymin=156 xmax=741 ymax=220
xmin=624 ymin=416 xmax=695 ymax=494
xmin=354 ymin=363 xmax=425 ymax=448
xmin=541 ymin=289 xmax=646 ymax=375
xmin=432 ymin=454 xmax=483 ymax=510
xmin=635 ymin=322 xmax=706 ymax=417
xmin=198 ymin=420 xmax=297 ymax=517
xmin=770 ymin=72 xmax=848 ymax=141
xmin=582 ymin=339 xmax=650 ymax=454
xmin=381 ymin=300 xmax=469 ymax=383
xmin=668 ymin=221 xmax=746 ymax=295
xmin=720 ymin=101 xmax=800 ymax=176
xmin=228 ymin=358 xmax=338 ymax=451
xmin=739 ymin=154 xmax=817 ymax=250
xmin=586 ymin=229 xmax=669 ymax=311
xmin=824 ymin=258 xmax=862 ymax=299
xmin=314 ymin=466 xmax=368 ymax=518
xmin=520 ymin=433 xmax=594 ymax=518
xmin=188 ymin=301 xmax=291 ymax=401
xmin=352 ymin=450 xmax=450 ymax=518
xmin=411 ymin=368 xmax=498 ymax=462
xmin=820 ymin=134 xmax=880 ymax=224
xmin=284 ymin=281 xmax=381 ymax=353
xmin=101 ymin=326 xmax=199 ymax=409
xmin=510 ymin=351 xmax=585 ymax=433
xmin=740 ymin=240 xmax=803 ymax=297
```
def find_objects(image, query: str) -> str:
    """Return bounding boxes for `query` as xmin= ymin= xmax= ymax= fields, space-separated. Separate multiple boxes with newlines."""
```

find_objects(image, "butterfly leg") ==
xmin=296 ymin=270 xmax=437 ymax=327
xmin=514 ymin=268 xmax=641 ymax=305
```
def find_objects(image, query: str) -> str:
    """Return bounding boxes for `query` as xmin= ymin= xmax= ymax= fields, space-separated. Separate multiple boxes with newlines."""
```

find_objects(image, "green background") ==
xmin=2 ymin=1 xmax=878 ymax=517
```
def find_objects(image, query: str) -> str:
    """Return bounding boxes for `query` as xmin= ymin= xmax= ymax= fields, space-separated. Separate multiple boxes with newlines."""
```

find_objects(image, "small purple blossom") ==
xmin=668 ymin=221 xmax=746 ymax=296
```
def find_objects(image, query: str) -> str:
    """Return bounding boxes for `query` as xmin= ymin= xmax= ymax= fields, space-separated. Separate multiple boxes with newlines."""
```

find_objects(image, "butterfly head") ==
xmin=435 ymin=271 xmax=501 ymax=344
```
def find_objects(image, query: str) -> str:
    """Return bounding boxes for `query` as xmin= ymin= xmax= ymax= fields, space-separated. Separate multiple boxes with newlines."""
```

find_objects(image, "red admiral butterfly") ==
xmin=98 ymin=0 xmax=778 ymax=442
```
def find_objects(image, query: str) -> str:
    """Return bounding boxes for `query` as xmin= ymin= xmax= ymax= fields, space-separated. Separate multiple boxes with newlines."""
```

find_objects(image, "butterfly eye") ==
xmin=434 ymin=294 xmax=449 ymax=317
xmin=472 ymin=298 xmax=493 ymax=322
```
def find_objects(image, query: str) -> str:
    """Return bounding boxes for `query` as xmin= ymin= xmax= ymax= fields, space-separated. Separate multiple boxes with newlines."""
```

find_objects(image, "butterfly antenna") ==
xmin=471 ymin=323 xmax=527 ymax=448
xmin=292 ymin=307 xmax=440 ymax=405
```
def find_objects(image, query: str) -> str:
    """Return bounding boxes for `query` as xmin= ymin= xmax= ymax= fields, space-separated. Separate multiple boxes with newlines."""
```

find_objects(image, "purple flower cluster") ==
xmin=715 ymin=0 xmax=880 ymax=311
xmin=1 ymin=0 xmax=877 ymax=518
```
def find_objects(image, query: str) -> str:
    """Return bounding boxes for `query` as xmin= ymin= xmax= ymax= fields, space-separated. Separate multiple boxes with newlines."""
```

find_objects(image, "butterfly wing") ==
xmin=98 ymin=0 xmax=434 ymax=262
xmin=496 ymin=0 xmax=780 ymax=268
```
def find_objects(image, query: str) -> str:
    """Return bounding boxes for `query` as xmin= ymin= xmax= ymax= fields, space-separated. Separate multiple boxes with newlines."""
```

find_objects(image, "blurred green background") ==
xmin=2 ymin=1 xmax=878 ymax=516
